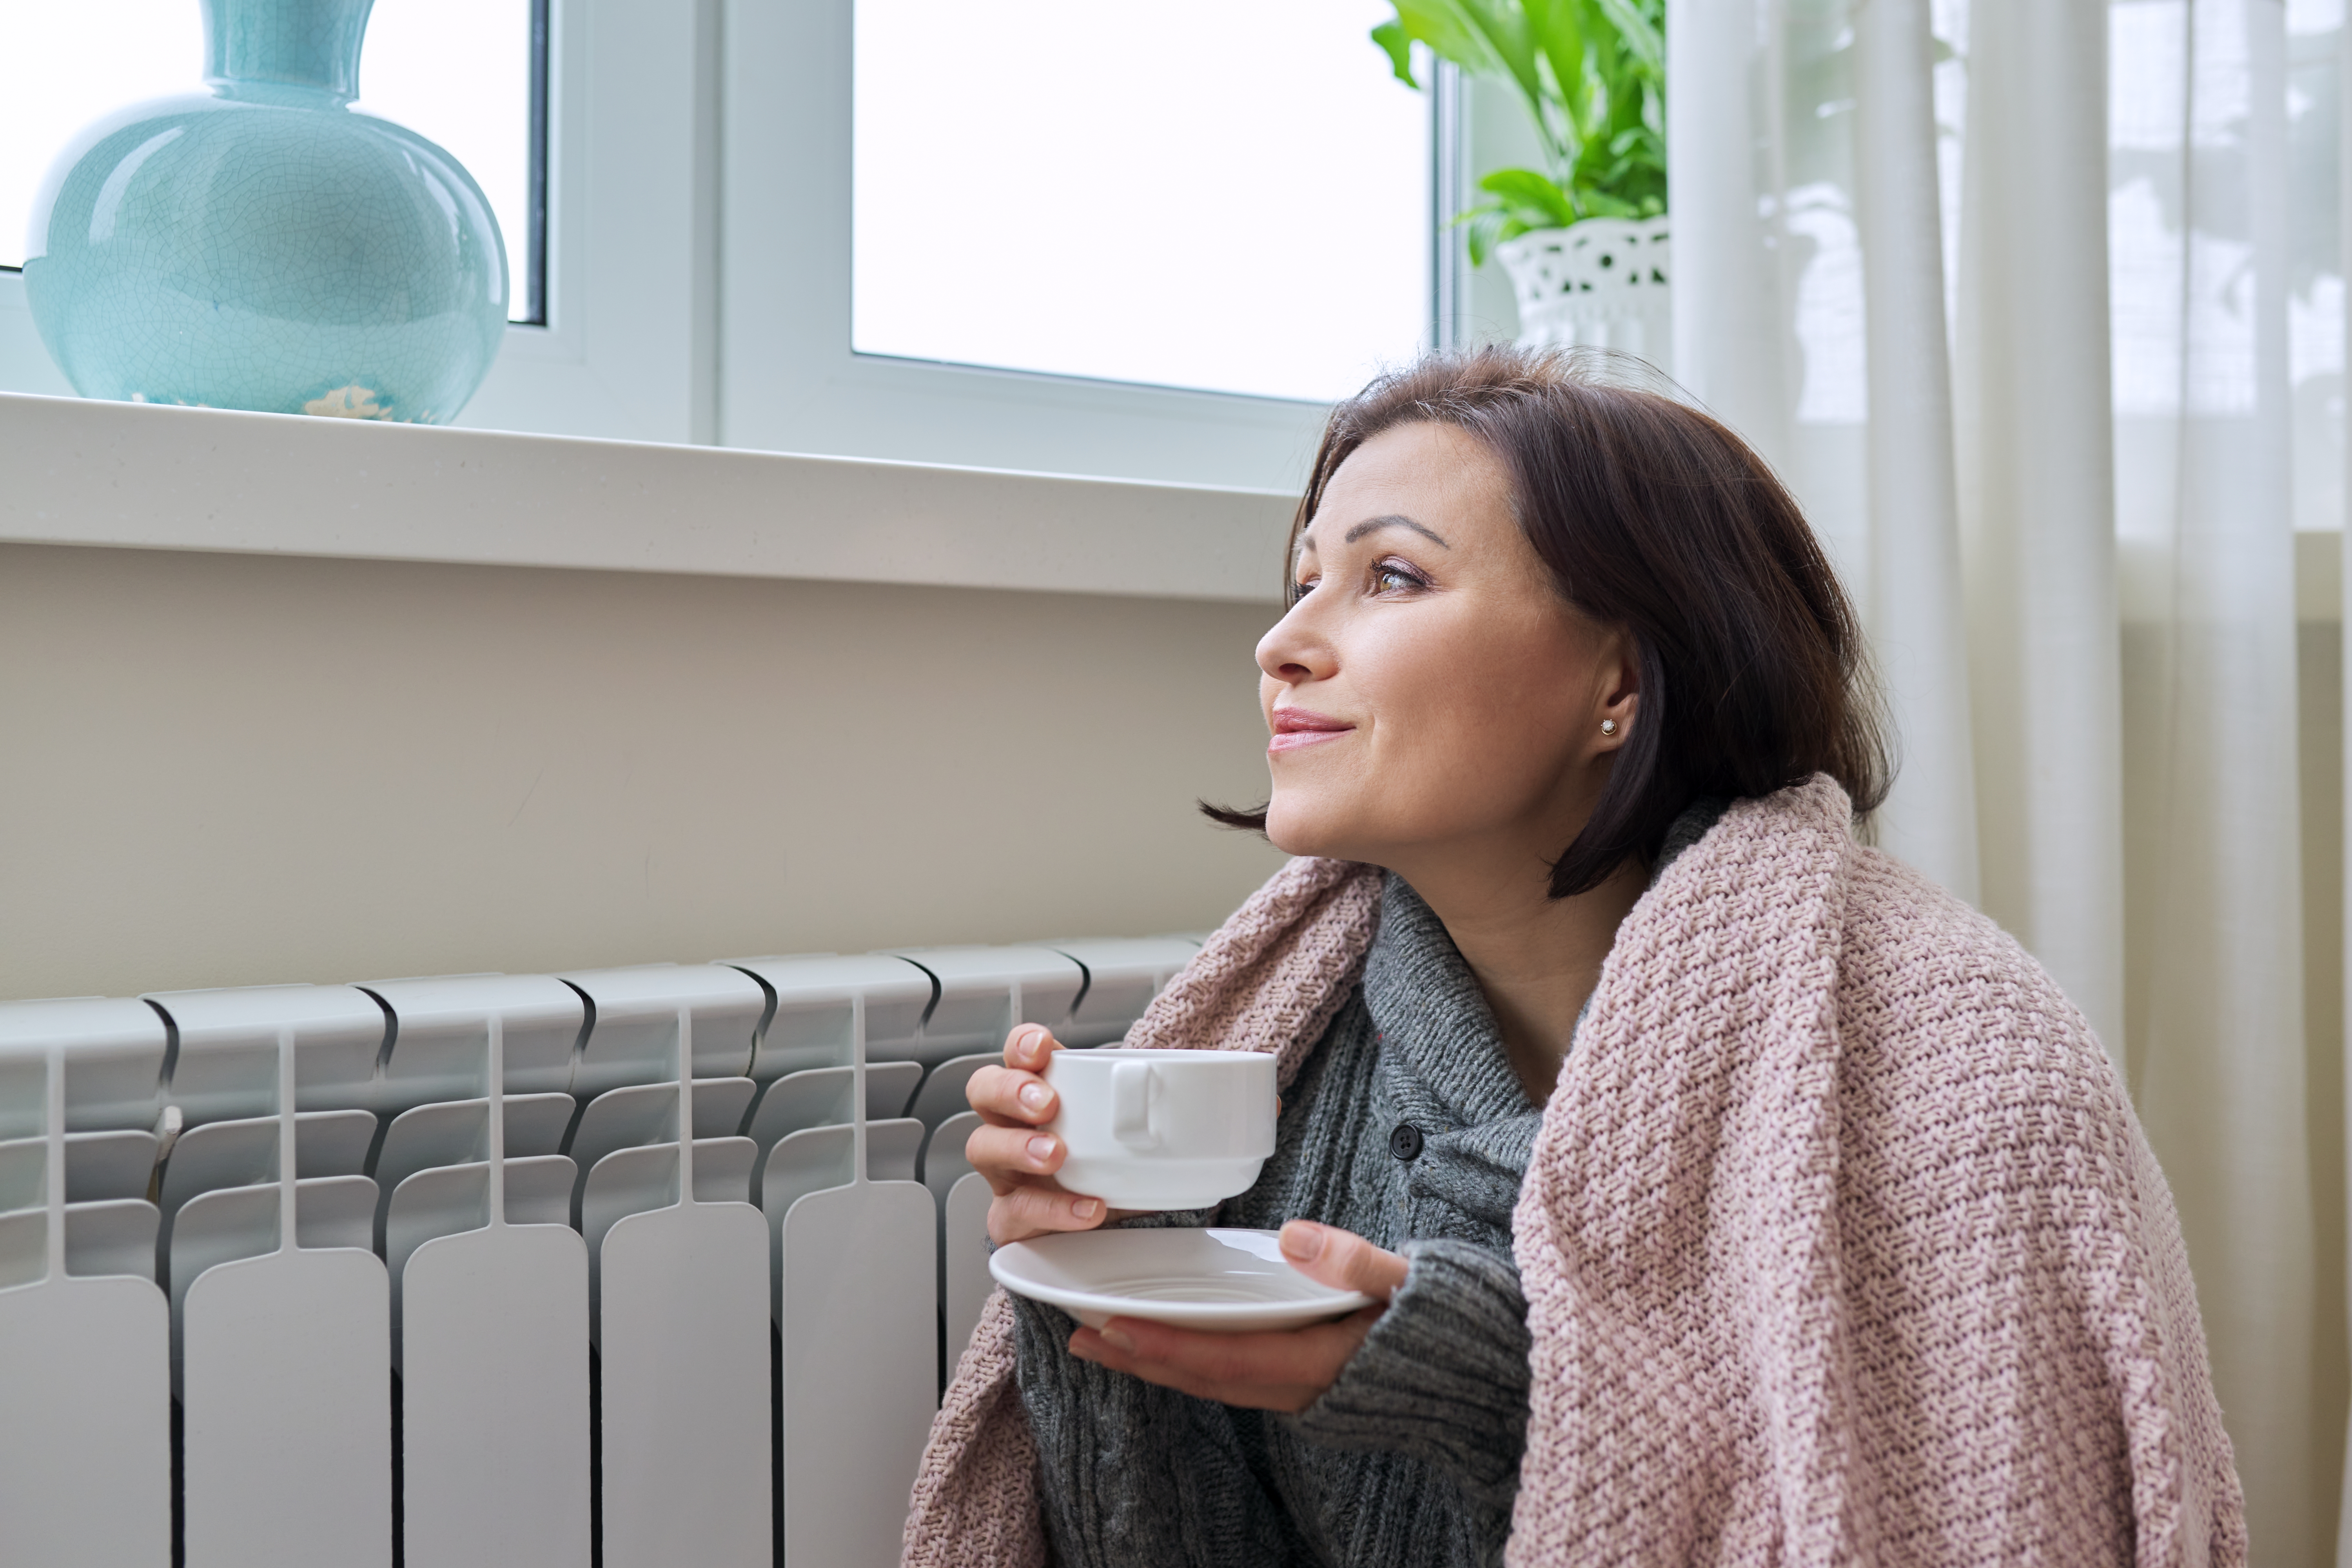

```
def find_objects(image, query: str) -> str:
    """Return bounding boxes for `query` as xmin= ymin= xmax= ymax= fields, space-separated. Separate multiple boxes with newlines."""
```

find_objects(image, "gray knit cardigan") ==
xmin=1013 ymin=872 xmax=1537 ymax=1566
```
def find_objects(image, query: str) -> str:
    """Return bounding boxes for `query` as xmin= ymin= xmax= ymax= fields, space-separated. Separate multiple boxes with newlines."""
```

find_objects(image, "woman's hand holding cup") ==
xmin=966 ymin=1024 xmax=1118 ymax=1245
xmin=971 ymin=1029 xmax=1390 ymax=1409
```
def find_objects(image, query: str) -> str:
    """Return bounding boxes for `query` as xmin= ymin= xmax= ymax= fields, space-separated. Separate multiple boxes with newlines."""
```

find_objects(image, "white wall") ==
xmin=0 ymin=541 xmax=1289 ymax=1000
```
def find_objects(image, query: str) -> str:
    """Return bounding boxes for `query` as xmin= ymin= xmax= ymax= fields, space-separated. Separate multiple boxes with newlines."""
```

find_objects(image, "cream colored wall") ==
xmin=0 ymin=542 xmax=1289 ymax=1000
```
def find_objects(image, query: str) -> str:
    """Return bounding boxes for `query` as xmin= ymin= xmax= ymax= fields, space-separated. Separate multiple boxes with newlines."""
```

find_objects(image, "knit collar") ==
xmin=1361 ymin=796 xmax=1734 ymax=1125
xmin=1361 ymin=876 xmax=1535 ymax=1128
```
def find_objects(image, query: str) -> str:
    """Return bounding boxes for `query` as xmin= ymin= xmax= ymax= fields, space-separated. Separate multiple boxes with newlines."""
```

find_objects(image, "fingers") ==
xmin=965 ymin=1122 xmax=1066 ymax=1191
xmin=987 ymin=1184 xmax=1105 ymax=1246
xmin=1004 ymin=1023 xmax=1060 ymax=1073
xmin=1278 ymin=1221 xmax=1410 ymax=1304
xmin=1067 ymin=1306 xmax=1382 ymax=1413
xmin=966 ymin=1065 xmax=1058 ymax=1129
xmin=966 ymin=1025 xmax=1062 ymax=1126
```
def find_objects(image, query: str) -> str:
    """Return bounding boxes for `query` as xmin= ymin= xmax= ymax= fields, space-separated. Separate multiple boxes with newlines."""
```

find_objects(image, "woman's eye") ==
xmin=1372 ymin=560 xmax=1426 ymax=594
xmin=1289 ymin=575 xmax=1318 ymax=606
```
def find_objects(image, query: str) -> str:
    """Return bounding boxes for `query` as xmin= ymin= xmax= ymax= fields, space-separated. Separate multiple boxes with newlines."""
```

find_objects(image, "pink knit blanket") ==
xmin=902 ymin=777 xmax=2245 ymax=1565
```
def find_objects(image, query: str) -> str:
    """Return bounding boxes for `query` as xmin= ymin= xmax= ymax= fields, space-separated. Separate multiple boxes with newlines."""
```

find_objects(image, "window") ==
xmin=851 ymin=0 xmax=1430 ymax=404
xmin=0 ymin=0 xmax=547 ymax=325
xmin=2 ymin=0 xmax=1441 ymax=484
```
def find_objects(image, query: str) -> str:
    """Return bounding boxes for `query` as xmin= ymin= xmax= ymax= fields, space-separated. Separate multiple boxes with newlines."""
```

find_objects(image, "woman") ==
xmin=905 ymin=347 xmax=2243 ymax=1565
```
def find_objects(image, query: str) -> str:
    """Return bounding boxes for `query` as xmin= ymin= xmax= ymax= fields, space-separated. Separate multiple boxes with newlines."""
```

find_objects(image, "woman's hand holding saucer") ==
xmin=1066 ymin=1220 xmax=1409 ymax=1413
xmin=971 ymin=1025 xmax=1396 ymax=1408
xmin=966 ymin=1024 xmax=1122 ymax=1245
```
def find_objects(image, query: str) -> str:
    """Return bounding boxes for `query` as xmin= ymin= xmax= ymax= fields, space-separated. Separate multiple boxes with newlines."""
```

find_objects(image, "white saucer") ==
xmin=989 ymin=1227 xmax=1374 ymax=1333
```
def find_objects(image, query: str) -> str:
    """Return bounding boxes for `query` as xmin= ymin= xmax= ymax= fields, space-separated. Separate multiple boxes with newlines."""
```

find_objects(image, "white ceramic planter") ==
xmin=1494 ymin=214 xmax=1671 ymax=369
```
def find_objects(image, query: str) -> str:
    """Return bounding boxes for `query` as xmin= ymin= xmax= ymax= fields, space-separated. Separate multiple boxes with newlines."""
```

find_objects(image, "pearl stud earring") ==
xmin=1601 ymin=719 xmax=1619 ymax=736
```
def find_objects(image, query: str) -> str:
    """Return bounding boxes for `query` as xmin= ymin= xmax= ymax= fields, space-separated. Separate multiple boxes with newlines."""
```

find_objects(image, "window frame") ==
xmin=0 ymin=0 xmax=714 ymax=446
xmin=0 ymin=0 xmax=1452 ymax=488
xmin=453 ymin=0 xmax=718 ymax=445
xmin=718 ymin=0 xmax=1439 ymax=490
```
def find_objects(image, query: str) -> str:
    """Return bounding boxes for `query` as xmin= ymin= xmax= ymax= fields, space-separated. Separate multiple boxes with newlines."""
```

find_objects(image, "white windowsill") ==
xmin=0 ymin=392 xmax=1294 ymax=604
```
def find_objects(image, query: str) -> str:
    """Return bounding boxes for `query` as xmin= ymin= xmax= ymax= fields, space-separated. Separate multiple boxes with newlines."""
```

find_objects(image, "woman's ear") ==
xmin=1593 ymin=627 xmax=1641 ymax=745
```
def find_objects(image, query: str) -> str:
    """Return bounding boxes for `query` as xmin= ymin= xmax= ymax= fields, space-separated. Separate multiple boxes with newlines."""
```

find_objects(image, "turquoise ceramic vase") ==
xmin=23 ymin=0 xmax=506 ymax=422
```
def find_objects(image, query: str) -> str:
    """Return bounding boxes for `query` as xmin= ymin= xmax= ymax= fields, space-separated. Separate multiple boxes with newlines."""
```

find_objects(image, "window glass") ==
xmin=1 ymin=0 xmax=545 ymax=325
xmin=852 ymin=0 xmax=1431 ymax=404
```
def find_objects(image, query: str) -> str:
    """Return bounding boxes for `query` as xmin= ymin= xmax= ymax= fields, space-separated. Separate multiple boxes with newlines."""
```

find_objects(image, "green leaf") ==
xmin=1462 ymin=207 xmax=1505 ymax=267
xmin=1445 ymin=0 xmax=1551 ymax=140
xmin=1396 ymin=0 xmax=1670 ymax=224
xmin=1476 ymin=166 xmax=1580 ymax=227
xmin=1456 ymin=202 xmax=1540 ymax=267
xmin=1371 ymin=19 xmax=1420 ymax=87
xmin=1607 ymin=124 xmax=1655 ymax=159
xmin=1590 ymin=0 xmax=1663 ymax=76
xmin=1382 ymin=0 xmax=1508 ymax=78
xmin=1381 ymin=0 xmax=1569 ymax=171
xmin=1526 ymin=0 xmax=1593 ymax=150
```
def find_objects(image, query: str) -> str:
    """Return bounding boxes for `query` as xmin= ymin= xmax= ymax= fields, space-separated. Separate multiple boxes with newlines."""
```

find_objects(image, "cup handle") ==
xmin=1112 ymin=1062 xmax=1161 ymax=1150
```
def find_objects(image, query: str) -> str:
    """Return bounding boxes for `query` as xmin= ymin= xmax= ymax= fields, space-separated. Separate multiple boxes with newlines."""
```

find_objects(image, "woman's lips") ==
xmin=1268 ymin=707 xmax=1354 ymax=754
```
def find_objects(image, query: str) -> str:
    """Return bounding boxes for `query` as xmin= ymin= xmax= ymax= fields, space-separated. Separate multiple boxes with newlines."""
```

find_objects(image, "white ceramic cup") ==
xmin=1045 ymin=1048 xmax=1278 ymax=1210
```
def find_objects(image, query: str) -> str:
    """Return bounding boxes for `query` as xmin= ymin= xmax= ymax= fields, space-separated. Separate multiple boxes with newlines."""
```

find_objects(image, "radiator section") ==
xmin=0 ymin=935 xmax=1194 ymax=1567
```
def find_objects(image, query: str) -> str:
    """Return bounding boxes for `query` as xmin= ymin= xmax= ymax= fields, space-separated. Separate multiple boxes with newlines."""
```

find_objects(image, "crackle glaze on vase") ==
xmin=23 ymin=0 xmax=506 ymax=423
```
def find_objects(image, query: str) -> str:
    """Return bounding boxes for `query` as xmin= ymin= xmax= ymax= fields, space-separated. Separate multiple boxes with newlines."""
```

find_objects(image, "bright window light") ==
xmin=852 ymin=0 xmax=1432 ymax=404
xmin=0 ymin=0 xmax=543 ymax=325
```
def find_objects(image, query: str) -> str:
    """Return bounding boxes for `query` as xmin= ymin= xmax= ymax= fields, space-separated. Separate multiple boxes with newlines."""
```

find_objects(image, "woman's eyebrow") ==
xmin=1343 ymin=514 xmax=1451 ymax=548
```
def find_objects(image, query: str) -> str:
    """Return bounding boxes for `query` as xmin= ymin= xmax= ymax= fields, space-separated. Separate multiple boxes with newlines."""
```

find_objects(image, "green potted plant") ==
xmin=1373 ymin=0 xmax=1670 ymax=354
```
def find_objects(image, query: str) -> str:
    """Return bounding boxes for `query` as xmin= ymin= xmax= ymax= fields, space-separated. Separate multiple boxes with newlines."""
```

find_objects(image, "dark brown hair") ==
xmin=1206 ymin=343 xmax=1889 ymax=897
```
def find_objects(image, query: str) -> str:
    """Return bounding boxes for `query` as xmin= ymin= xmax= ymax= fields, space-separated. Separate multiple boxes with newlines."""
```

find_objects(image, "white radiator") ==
xmin=0 ymin=936 xmax=1199 ymax=1568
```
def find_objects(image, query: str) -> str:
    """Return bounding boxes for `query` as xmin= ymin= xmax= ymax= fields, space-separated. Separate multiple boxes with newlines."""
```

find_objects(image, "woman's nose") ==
xmin=1256 ymin=602 xmax=1331 ymax=685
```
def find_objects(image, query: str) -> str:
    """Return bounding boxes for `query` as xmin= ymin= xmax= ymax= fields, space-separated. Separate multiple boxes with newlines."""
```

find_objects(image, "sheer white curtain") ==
xmin=1666 ymin=0 xmax=2344 ymax=1559
xmin=2109 ymin=5 xmax=2326 ymax=1563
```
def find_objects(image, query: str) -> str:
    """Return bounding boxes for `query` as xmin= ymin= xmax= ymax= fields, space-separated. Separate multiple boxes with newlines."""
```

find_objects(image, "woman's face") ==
xmin=1255 ymin=421 xmax=1636 ymax=879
